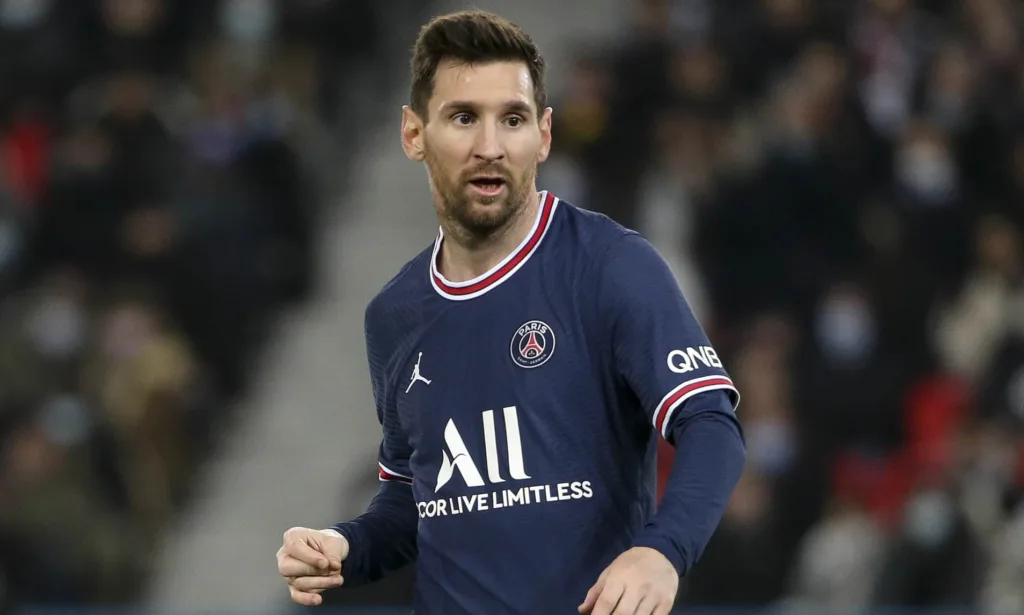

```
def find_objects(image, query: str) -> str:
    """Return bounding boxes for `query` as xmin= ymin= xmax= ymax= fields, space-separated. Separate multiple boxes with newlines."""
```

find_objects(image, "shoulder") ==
xmin=364 ymin=243 xmax=434 ymax=344
xmin=547 ymin=195 xmax=640 ymax=269
xmin=550 ymin=196 xmax=664 ymax=277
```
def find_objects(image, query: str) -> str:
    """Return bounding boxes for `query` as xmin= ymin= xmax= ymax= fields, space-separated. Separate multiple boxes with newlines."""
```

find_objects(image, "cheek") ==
xmin=426 ymin=127 xmax=472 ymax=157
xmin=427 ymin=141 xmax=470 ymax=175
xmin=509 ymin=137 xmax=544 ymax=168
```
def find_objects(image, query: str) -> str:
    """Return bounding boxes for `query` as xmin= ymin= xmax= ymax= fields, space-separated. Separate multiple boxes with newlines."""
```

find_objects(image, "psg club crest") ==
xmin=510 ymin=320 xmax=555 ymax=369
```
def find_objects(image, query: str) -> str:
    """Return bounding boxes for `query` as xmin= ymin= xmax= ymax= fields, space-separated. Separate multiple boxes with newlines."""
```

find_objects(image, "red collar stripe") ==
xmin=431 ymin=191 xmax=556 ymax=298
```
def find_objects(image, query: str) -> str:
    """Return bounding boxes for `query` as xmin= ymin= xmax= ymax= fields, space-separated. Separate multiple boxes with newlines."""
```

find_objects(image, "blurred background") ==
xmin=0 ymin=0 xmax=1022 ymax=614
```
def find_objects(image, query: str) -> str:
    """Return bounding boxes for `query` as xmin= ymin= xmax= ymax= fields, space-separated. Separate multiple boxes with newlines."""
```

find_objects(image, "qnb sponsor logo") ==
xmin=666 ymin=346 xmax=722 ymax=374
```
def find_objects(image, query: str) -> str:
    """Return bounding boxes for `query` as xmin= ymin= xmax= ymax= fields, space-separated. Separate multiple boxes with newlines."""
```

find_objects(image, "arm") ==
xmin=598 ymin=233 xmax=746 ymax=576
xmin=330 ymin=307 xmax=419 ymax=585
xmin=637 ymin=394 xmax=745 ymax=575
xmin=331 ymin=482 xmax=417 ymax=585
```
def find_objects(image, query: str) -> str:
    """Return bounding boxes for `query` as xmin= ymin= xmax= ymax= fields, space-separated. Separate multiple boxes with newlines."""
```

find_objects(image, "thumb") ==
xmin=325 ymin=537 xmax=348 ymax=568
xmin=319 ymin=529 xmax=349 ymax=569
xmin=578 ymin=570 xmax=607 ymax=613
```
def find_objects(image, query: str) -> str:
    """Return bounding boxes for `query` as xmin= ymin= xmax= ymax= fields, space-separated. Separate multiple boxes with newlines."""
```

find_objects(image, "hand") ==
xmin=578 ymin=547 xmax=679 ymax=615
xmin=277 ymin=527 xmax=348 ymax=606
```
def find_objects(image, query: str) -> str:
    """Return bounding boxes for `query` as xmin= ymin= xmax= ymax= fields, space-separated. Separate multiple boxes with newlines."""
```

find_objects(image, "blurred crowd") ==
xmin=546 ymin=0 xmax=1024 ymax=612
xmin=7 ymin=0 xmax=1024 ymax=611
xmin=0 ymin=0 xmax=383 ymax=607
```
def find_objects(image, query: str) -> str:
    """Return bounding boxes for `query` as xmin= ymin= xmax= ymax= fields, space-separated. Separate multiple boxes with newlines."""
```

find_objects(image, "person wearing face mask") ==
xmin=803 ymin=282 xmax=910 ymax=454
xmin=25 ymin=291 xmax=87 ymax=361
xmin=893 ymin=120 xmax=976 ymax=284
xmin=873 ymin=478 xmax=986 ymax=607
xmin=0 ymin=0 xmax=52 ymax=30
xmin=745 ymin=414 xmax=798 ymax=478
xmin=814 ymin=285 xmax=879 ymax=368
xmin=894 ymin=125 xmax=960 ymax=208
xmin=220 ymin=0 xmax=276 ymax=46
xmin=0 ymin=271 xmax=89 ymax=408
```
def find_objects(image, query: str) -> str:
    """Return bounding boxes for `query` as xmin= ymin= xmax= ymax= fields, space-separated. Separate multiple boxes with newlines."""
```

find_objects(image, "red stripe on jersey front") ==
xmin=654 ymin=376 xmax=736 ymax=436
xmin=432 ymin=191 xmax=555 ymax=296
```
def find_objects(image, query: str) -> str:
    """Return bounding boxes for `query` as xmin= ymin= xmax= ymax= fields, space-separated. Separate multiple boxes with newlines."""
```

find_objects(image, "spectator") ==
xmin=0 ymin=0 xmax=380 ymax=607
xmin=557 ymin=0 xmax=1024 ymax=610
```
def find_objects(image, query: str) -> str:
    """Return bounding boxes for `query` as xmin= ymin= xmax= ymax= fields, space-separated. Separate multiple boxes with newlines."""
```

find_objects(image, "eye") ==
xmin=505 ymin=115 xmax=524 ymax=128
xmin=453 ymin=113 xmax=474 ymax=126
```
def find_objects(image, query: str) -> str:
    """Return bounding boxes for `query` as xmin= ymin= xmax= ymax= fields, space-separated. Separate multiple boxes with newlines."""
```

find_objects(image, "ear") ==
xmin=401 ymin=105 xmax=426 ymax=162
xmin=537 ymin=106 xmax=553 ymax=164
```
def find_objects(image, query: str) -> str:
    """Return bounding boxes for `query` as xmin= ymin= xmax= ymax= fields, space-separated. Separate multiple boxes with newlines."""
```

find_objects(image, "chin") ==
xmin=460 ymin=210 xmax=510 ymax=234
xmin=453 ymin=202 xmax=513 ymax=233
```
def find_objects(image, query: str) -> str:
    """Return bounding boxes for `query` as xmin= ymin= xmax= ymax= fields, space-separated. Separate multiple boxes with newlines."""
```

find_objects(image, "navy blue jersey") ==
xmin=335 ymin=191 xmax=742 ymax=614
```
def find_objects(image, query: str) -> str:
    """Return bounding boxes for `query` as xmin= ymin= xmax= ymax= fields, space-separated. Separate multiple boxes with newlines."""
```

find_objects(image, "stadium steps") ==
xmin=145 ymin=0 xmax=622 ymax=610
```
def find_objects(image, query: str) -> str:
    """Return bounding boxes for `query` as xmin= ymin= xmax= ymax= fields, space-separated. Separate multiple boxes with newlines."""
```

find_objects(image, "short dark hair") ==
xmin=410 ymin=10 xmax=547 ymax=120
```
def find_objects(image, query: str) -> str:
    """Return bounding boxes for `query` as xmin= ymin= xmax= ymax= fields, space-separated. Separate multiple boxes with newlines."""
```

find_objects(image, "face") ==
xmin=402 ymin=60 xmax=552 ymax=240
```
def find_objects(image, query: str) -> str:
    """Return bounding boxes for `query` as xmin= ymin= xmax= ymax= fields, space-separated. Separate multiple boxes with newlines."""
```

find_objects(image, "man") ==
xmin=276 ymin=10 xmax=746 ymax=615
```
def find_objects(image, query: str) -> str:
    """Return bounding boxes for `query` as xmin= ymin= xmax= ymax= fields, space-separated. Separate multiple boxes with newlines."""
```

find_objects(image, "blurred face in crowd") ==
xmin=107 ymin=70 xmax=156 ymax=121
xmin=0 ymin=0 xmax=55 ymax=29
xmin=895 ymin=121 xmax=958 ymax=204
xmin=815 ymin=283 xmax=877 ymax=364
xmin=975 ymin=214 xmax=1020 ymax=275
xmin=100 ymin=301 xmax=157 ymax=360
xmin=2 ymin=423 xmax=63 ymax=485
xmin=631 ymin=0 xmax=671 ymax=37
xmin=102 ymin=0 xmax=164 ymax=36
xmin=402 ymin=60 xmax=552 ymax=241
xmin=871 ymin=0 xmax=908 ymax=20
xmin=27 ymin=269 xmax=88 ymax=360
xmin=62 ymin=126 xmax=113 ymax=174
xmin=762 ymin=0 xmax=810 ymax=28
xmin=220 ymin=0 xmax=275 ymax=43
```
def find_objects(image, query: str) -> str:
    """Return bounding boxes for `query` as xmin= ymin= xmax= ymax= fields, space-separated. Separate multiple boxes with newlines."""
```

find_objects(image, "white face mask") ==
xmin=0 ymin=0 xmax=52 ymax=29
xmin=220 ymin=0 xmax=275 ymax=44
xmin=38 ymin=394 xmax=92 ymax=446
xmin=904 ymin=489 xmax=955 ymax=548
xmin=27 ymin=297 xmax=86 ymax=359
xmin=746 ymin=420 xmax=797 ymax=476
xmin=815 ymin=297 xmax=877 ymax=364
xmin=896 ymin=143 xmax=958 ymax=205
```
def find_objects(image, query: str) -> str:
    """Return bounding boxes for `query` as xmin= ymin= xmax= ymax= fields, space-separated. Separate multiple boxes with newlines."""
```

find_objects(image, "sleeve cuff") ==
xmin=632 ymin=533 xmax=687 ymax=577
xmin=330 ymin=523 xmax=364 ymax=580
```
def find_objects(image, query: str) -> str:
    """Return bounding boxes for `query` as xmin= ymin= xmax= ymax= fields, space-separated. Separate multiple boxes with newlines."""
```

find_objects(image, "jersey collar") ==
xmin=430 ymin=191 xmax=558 ymax=301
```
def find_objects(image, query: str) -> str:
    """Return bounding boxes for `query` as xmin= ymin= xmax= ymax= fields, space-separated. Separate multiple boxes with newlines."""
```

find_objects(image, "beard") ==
xmin=424 ymin=145 xmax=536 ymax=241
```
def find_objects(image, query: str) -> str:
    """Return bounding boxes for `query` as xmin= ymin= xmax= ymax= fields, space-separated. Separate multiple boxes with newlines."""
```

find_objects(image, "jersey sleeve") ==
xmin=596 ymin=233 xmax=740 ymax=441
xmin=365 ymin=305 xmax=414 ymax=485
xmin=328 ymin=301 xmax=418 ymax=586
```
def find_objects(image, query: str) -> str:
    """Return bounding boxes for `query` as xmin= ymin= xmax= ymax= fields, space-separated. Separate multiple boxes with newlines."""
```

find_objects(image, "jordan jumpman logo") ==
xmin=406 ymin=352 xmax=432 ymax=393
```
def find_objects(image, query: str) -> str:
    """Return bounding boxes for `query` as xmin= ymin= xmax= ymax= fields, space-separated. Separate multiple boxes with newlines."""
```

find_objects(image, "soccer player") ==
xmin=276 ymin=10 xmax=745 ymax=615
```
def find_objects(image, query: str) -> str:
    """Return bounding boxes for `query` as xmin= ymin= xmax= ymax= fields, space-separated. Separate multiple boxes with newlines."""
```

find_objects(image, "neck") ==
xmin=438 ymin=191 xmax=541 ymax=282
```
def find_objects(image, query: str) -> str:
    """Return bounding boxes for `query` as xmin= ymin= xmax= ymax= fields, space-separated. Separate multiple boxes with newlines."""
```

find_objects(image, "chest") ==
xmin=391 ymin=283 xmax=604 ymax=464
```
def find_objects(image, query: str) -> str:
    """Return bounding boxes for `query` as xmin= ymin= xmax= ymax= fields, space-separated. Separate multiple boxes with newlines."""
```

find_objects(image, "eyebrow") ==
xmin=441 ymin=100 xmax=535 ymax=117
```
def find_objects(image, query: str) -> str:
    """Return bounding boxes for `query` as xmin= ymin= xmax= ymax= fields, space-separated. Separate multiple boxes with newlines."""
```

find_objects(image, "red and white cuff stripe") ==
xmin=653 ymin=375 xmax=739 ymax=439
xmin=378 ymin=462 xmax=413 ymax=484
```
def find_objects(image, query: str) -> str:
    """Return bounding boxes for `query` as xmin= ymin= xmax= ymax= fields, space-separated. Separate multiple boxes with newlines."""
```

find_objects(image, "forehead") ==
xmin=430 ymin=60 xmax=536 ymax=113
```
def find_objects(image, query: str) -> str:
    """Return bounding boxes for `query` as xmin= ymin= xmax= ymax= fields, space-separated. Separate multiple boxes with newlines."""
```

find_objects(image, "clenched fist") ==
xmin=277 ymin=527 xmax=349 ymax=606
xmin=578 ymin=547 xmax=679 ymax=615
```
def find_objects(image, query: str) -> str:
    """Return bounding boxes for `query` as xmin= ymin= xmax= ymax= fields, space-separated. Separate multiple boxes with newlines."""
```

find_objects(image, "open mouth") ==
xmin=467 ymin=176 xmax=507 ymax=197
xmin=468 ymin=177 xmax=507 ymax=189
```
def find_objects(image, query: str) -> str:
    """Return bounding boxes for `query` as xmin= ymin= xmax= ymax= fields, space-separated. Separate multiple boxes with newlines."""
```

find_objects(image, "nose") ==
xmin=472 ymin=120 xmax=505 ymax=162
